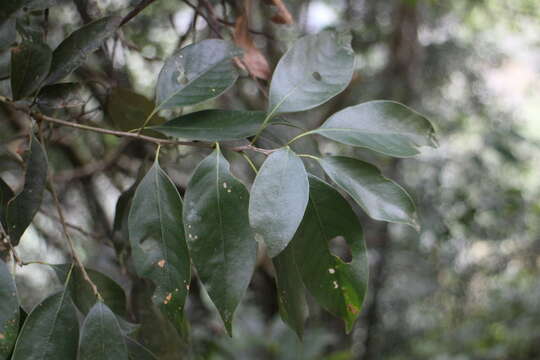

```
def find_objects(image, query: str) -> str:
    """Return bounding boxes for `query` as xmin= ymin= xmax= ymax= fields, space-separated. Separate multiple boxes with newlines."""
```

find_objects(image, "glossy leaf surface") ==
xmin=292 ymin=176 xmax=368 ymax=332
xmin=11 ymin=41 xmax=52 ymax=100
xmin=319 ymin=156 xmax=418 ymax=228
xmin=183 ymin=147 xmax=256 ymax=334
xmin=249 ymin=147 xmax=309 ymax=257
xmin=268 ymin=30 xmax=354 ymax=114
xmin=79 ymin=302 xmax=129 ymax=360
xmin=0 ymin=259 xmax=19 ymax=359
xmin=128 ymin=160 xmax=190 ymax=329
xmin=45 ymin=16 xmax=121 ymax=84
xmin=155 ymin=39 xmax=240 ymax=109
xmin=152 ymin=110 xmax=267 ymax=141
xmin=11 ymin=291 xmax=79 ymax=359
xmin=313 ymin=100 xmax=437 ymax=157
xmin=6 ymin=136 xmax=48 ymax=246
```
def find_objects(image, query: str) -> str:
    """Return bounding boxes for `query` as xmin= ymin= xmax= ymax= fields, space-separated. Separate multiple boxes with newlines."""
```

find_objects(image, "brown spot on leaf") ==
xmin=347 ymin=303 xmax=359 ymax=315
xmin=157 ymin=259 xmax=166 ymax=268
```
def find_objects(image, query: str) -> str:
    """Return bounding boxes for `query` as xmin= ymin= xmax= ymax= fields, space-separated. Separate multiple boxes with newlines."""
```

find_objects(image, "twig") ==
xmin=38 ymin=209 xmax=104 ymax=239
xmin=120 ymin=0 xmax=158 ymax=26
xmin=182 ymin=0 xmax=223 ymax=38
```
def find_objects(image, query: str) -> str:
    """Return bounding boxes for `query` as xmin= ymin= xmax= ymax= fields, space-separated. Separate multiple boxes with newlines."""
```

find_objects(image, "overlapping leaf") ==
xmin=183 ymin=147 xmax=257 ymax=334
xmin=37 ymin=83 xmax=85 ymax=108
xmin=6 ymin=136 xmax=48 ymax=246
xmin=319 ymin=156 xmax=418 ymax=228
xmin=249 ymin=147 xmax=309 ymax=257
xmin=128 ymin=160 xmax=191 ymax=330
xmin=268 ymin=30 xmax=354 ymax=114
xmin=312 ymin=100 xmax=437 ymax=157
xmin=152 ymin=110 xmax=268 ymax=141
xmin=45 ymin=16 xmax=121 ymax=84
xmin=292 ymin=175 xmax=368 ymax=332
xmin=108 ymin=88 xmax=165 ymax=132
xmin=0 ymin=178 xmax=13 ymax=230
xmin=79 ymin=302 xmax=129 ymax=360
xmin=0 ymin=18 xmax=16 ymax=50
xmin=11 ymin=41 xmax=52 ymax=100
xmin=155 ymin=39 xmax=240 ymax=110
xmin=0 ymin=259 xmax=19 ymax=360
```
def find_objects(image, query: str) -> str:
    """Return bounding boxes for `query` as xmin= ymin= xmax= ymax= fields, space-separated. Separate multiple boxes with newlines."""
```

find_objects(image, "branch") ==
xmin=120 ymin=0 xmax=158 ymax=27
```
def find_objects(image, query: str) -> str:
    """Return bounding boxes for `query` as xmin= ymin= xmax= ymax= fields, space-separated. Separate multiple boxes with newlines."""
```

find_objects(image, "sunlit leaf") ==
xmin=268 ymin=30 xmax=354 ymax=114
xmin=155 ymin=39 xmax=240 ymax=110
xmin=128 ymin=160 xmax=191 ymax=330
xmin=183 ymin=147 xmax=257 ymax=334
xmin=45 ymin=16 xmax=121 ymax=84
xmin=249 ymin=147 xmax=309 ymax=257
xmin=319 ymin=156 xmax=418 ymax=228
xmin=312 ymin=101 xmax=437 ymax=157
xmin=292 ymin=175 xmax=368 ymax=332
xmin=11 ymin=41 xmax=52 ymax=100
xmin=0 ymin=259 xmax=19 ymax=360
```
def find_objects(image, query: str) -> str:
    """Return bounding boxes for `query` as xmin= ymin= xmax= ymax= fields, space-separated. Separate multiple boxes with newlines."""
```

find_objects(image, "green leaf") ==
xmin=249 ymin=147 xmax=309 ymax=257
xmin=0 ymin=18 xmax=16 ymax=50
xmin=125 ymin=338 xmax=158 ymax=360
xmin=273 ymin=245 xmax=307 ymax=339
xmin=292 ymin=175 xmax=368 ymax=332
xmin=0 ymin=0 xmax=30 ymax=20
xmin=183 ymin=147 xmax=257 ymax=334
xmin=268 ymin=30 xmax=354 ymax=114
xmin=6 ymin=136 xmax=48 ymax=246
xmin=45 ymin=16 xmax=121 ymax=84
xmin=128 ymin=160 xmax=191 ymax=330
xmin=11 ymin=290 xmax=79 ymax=359
xmin=0 ymin=259 xmax=19 ymax=360
xmin=151 ymin=110 xmax=268 ymax=141
xmin=10 ymin=41 xmax=52 ymax=100
xmin=51 ymin=264 xmax=128 ymax=317
xmin=319 ymin=156 xmax=418 ymax=229
xmin=155 ymin=39 xmax=240 ymax=110
xmin=0 ymin=178 xmax=13 ymax=229
xmin=79 ymin=302 xmax=129 ymax=360
xmin=312 ymin=100 xmax=437 ymax=157
xmin=37 ymin=83 xmax=85 ymax=108
xmin=107 ymin=88 xmax=165 ymax=132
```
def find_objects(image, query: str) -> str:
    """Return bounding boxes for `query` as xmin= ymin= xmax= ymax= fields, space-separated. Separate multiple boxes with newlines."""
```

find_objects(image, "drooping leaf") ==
xmin=125 ymin=337 xmax=158 ymax=360
xmin=107 ymin=88 xmax=165 ymax=132
xmin=45 ymin=16 xmax=121 ymax=84
xmin=0 ymin=259 xmax=19 ymax=360
xmin=155 ymin=39 xmax=240 ymax=110
xmin=183 ymin=147 xmax=257 ymax=334
xmin=233 ymin=9 xmax=270 ymax=80
xmin=10 ymin=41 xmax=52 ymax=100
xmin=312 ymin=100 xmax=437 ymax=157
xmin=0 ymin=178 xmax=13 ymax=229
xmin=292 ymin=175 xmax=368 ymax=332
xmin=249 ymin=147 xmax=309 ymax=257
xmin=6 ymin=135 xmax=48 ymax=246
xmin=37 ymin=83 xmax=85 ymax=108
xmin=268 ymin=30 xmax=354 ymax=114
xmin=79 ymin=302 xmax=129 ymax=360
xmin=319 ymin=156 xmax=418 ymax=229
xmin=151 ymin=110 xmax=268 ymax=142
xmin=11 ymin=290 xmax=79 ymax=359
xmin=0 ymin=18 xmax=16 ymax=50
xmin=51 ymin=264 xmax=128 ymax=317
xmin=128 ymin=160 xmax=191 ymax=330
xmin=273 ymin=245 xmax=307 ymax=339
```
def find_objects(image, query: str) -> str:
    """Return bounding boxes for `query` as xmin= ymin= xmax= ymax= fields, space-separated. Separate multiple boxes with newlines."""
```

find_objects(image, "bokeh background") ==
xmin=1 ymin=0 xmax=540 ymax=359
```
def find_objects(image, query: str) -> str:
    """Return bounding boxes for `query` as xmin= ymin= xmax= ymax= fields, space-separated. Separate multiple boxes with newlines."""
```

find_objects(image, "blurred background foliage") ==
xmin=1 ymin=0 xmax=540 ymax=359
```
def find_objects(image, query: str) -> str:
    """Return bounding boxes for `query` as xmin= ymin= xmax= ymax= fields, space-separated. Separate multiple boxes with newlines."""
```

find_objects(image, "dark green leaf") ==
xmin=292 ymin=175 xmax=368 ymax=332
xmin=152 ymin=110 xmax=268 ymax=141
xmin=125 ymin=338 xmax=158 ymax=360
xmin=273 ymin=245 xmax=307 ymax=339
xmin=37 ymin=83 xmax=84 ymax=108
xmin=45 ymin=16 xmax=121 ymax=84
xmin=79 ymin=302 xmax=129 ymax=360
xmin=319 ymin=156 xmax=418 ymax=229
xmin=0 ymin=178 xmax=13 ymax=229
xmin=107 ymin=88 xmax=164 ymax=132
xmin=312 ymin=100 xmax=437 ymax=157
xmin=6 ymin=136 xmax=48 ymax=246
xmin=10 ymin=41 xmax=52 ymax=100
xmin=268 ymin=30 xmax=354 ymax=114
xmin=0 ymin=0 xmax=30 ymax=20
xmin=11 ymin=290 xmax=79 ymax=359
xmin=183 ymin=147 xmax=257 ymax=334
xmin=0 ymin=18 xmax=16 ymax=50
xmin=128 ymin=160 xmax=191 ymax=330
xmin=155 ymin=39 xmax=240 ymax=110
xmin=249 ymin=147 xmax=309 ymax=257
xmin=0 ymin=259 xmax=19 ymax=359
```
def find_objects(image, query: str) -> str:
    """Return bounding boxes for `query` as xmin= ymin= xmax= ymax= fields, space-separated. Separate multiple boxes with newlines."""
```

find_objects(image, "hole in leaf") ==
xmin=312 ymin=71 xmax=322 ymax=81
xmin=329 ymin=236 xmax=352 ymax=263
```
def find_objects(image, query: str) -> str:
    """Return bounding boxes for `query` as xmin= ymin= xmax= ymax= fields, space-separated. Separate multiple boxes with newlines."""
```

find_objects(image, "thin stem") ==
xmin=137 ymin=107 xmax=159 ymax=135
xmin=286 ymin=130 xmax=315 ymax=146
xmin=297 ymin=153 xmax=321 ymax=161
xmin=240 ymin=152 xmax=258 ymax=174
xmin=120 ymin=0 xmax=158 ymax=26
